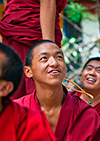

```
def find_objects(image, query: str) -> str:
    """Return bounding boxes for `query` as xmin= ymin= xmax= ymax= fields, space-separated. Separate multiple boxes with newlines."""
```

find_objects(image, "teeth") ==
xmin=88 ymin=78 xmax=95 ymax=81
xmin=52 ymin=71 xmax=58 ymax=73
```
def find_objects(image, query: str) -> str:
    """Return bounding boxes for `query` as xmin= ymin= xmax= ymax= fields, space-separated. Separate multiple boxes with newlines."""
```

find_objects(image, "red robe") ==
xmin=0 ymin=0 xmax=67 ymax=99
xmin=0 ymin=99 xmax=57 ymax=141
xmin=14 ymin=87 xmax=100 ymax=141
xmin=7 ymin=0 xmax=11 ymax=3
xmin=70 ymin=91 xmax=100 ymax=116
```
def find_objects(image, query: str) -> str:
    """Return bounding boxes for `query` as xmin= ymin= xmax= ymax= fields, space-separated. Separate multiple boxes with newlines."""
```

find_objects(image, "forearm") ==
xmin=40 ymin=0 xmax=56 ymax=42
xmin=3 ymin=0 xmax=7 ymax=8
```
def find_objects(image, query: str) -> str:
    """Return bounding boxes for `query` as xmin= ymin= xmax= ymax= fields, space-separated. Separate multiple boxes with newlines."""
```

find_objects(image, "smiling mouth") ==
xmin=50 ymin=70 xmax=59 ymax=73
xmin=48 ymin=70 xmax=61 ymax=75
xmin=87 ymin=78 xmax=96 ymax=82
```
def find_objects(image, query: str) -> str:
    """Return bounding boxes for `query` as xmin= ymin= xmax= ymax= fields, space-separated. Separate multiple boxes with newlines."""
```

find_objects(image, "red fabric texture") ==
xmin=0 ymin=0 xmax=67 ymax=99
xmin=7 ymin=0 xmax=11 ymax=3
xmin=14 ymin=88 xmax=100 ymax=141
xmin=0 ymin=99 xmax=58 ymax=141
xmin=94 ymin=103 xmax=100 ymax=116
xmin=70 ymin=91 xmax=100 ymax=116
xmin=1 ymin=0 xmax=67 ymax=47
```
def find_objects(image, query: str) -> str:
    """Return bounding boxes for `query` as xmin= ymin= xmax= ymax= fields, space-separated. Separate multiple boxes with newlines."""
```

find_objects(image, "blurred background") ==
xmin=0 ymin=0 xmax=4 ymax=19
xmin=60 ymin=0 xmax=100 ymax=89
xmin=0 ymin=0 xmax=4 ymax=42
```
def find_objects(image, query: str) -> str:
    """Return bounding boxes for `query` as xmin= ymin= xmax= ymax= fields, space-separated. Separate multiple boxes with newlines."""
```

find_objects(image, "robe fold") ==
xmin=0 ymin=0 xmax=67 ymax=99
xmin=14 ymin=87 xmax=100 ymax=141
xmin=7 ymin=0 xmax=11 ymax=3
xmin=70 ymin=91 xmax=100 ymax=116
xmin=0 ymin=99 xmax=58 ymax=141
xmin=1 ymin=0 xmax=67 ymax=47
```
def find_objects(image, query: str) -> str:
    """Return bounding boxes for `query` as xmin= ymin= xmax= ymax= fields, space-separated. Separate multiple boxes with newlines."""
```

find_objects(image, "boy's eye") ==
xmin=85 ymin=66 xmax=93 ymax=71
xmin=96 ymin=68 xmax=100 ymax=72
xmin=57 ymin=55 xmax=63 ymax=59
xmin=86 ymin=67 xmax=92 ymax=70
xmin=40 ymin=57 xmax=47 ymax=60
xmin=85 ymin=66 xmax=100 ymax=73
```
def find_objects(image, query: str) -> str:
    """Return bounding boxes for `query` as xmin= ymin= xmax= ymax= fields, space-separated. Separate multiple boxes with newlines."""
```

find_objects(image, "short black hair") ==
xmin=82 ymin=57 xmax=100 ymax=71
xmin=0 ymin=43 xmax=23 ymax=99
xmin=25 ymin=40 xmax=57 ymax=66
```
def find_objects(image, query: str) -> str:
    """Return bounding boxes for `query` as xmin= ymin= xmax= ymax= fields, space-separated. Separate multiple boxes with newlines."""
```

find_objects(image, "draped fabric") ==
xmin=94 ymin=103 xmax=100 ymax=116
xmin=1 ymin=0 xmax=67 ymax=47
xmin=0 ymin=99 xmax=58 ymax=141
xmin=7 ymin=0 xmax=11 ymax=3
xmin=70 ymin=91 xmax=100 ymax=116
xmin=14 ymin=88 xmax=100 ymax=141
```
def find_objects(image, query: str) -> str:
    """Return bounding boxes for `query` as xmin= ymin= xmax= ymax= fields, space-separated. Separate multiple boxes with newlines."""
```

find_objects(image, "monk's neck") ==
xmin=36 ymin=85 xmax=66 ymax=133
xmin=80 ymin=92 xmax=100 ymax=107
xmin=36 ymin=85 xmax=64 ymax=111
xmin=83 ymin=88 xmax=100 ymax=98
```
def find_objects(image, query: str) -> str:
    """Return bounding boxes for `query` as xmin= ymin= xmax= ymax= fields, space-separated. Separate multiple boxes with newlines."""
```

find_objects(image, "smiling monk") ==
xmin=70 ymin=57 xmax=100 ymax=116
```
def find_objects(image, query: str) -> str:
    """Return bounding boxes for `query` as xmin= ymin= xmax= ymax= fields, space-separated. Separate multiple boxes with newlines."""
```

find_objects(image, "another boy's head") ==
xmin=25 ymin=40 xmax=56 ymax=67
xmin=82 ymin=57 xmax=100 ymax=71
xmin=0 ymin=43 xmax=23 ymax=101
xmin=81 ymin=57 xmax=100 ymax=94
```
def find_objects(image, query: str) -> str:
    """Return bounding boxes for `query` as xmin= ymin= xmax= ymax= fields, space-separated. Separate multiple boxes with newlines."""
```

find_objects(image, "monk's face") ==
xmin=81 ymin=60 xmax=100 ymax=93
xmin=30 ymin=42 xmax=66 ymax=86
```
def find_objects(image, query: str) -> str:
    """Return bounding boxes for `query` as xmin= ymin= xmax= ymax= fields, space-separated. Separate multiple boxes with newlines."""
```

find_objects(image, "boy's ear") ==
xmin=24 ymin=66 xmax=33 ymax=78
xmin=80 ymin=75 xmax=82 ymax=82
xmin=0 ymin=81 xmax=14 ymax=97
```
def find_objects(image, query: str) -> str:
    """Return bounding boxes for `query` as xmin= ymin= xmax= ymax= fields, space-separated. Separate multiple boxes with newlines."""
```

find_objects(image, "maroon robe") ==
xmin=14 ymin=87 xmax=100 ymax=141
xmin=70 ymin=91 xmax=100 ymax=116
xmin=0 ymin=0 xmax=67 ymax=99
xmin=0 ymin=99 xmax=58 ymax=141
xmin=7 ymin=0 xmax=11 ymax=3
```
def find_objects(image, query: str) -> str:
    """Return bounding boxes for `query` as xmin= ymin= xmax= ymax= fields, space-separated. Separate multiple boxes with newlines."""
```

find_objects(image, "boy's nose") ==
xmin=49 ymin=57 xmax=58 ymax=67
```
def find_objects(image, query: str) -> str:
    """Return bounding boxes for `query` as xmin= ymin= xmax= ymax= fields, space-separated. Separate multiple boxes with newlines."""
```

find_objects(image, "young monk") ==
xmin=1 ymin=0 xmax=67 ymax=99
xmin=70 ymin=57 xmax=100 ymax=116
xmin=0 ymin=42 xmax=57 ymax=141
xmin=15 ymin=40 xmax=100 ymax=141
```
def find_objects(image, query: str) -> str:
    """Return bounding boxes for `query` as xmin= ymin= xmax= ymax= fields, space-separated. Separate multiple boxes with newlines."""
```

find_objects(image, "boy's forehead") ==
xmin=87 ymin=59 xmax=100 ymax=64
xmin=34 ymin=42 xmax=61 ymax=53
xmin=85 ymin=60 xmax=100 ymax=69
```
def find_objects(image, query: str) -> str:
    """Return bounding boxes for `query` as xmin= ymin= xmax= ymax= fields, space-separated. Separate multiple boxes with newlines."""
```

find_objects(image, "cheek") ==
xmin=81 ymin=71 xmax=87 ymax=81
xmin=82 ymin=70 xmax=87 ymax=77
xmin=63 ymin=66 xmax=67 ymax=78
xmin=97 ymin=74 xmax=100 ymax=82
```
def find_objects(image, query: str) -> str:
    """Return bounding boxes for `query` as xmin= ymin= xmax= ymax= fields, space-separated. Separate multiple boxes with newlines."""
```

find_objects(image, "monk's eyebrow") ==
xmin=39 ymin=52 xmax=48 ymax=56
xmin=86 ymin=65 xmax=100 ymax=68
xmin=55 ymin=51 xmax=64 ymax=55
xmin=86 ymin=65 xmax=94 ymax=67
xmin=39 ymin=51 xmax=64 ymax=56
